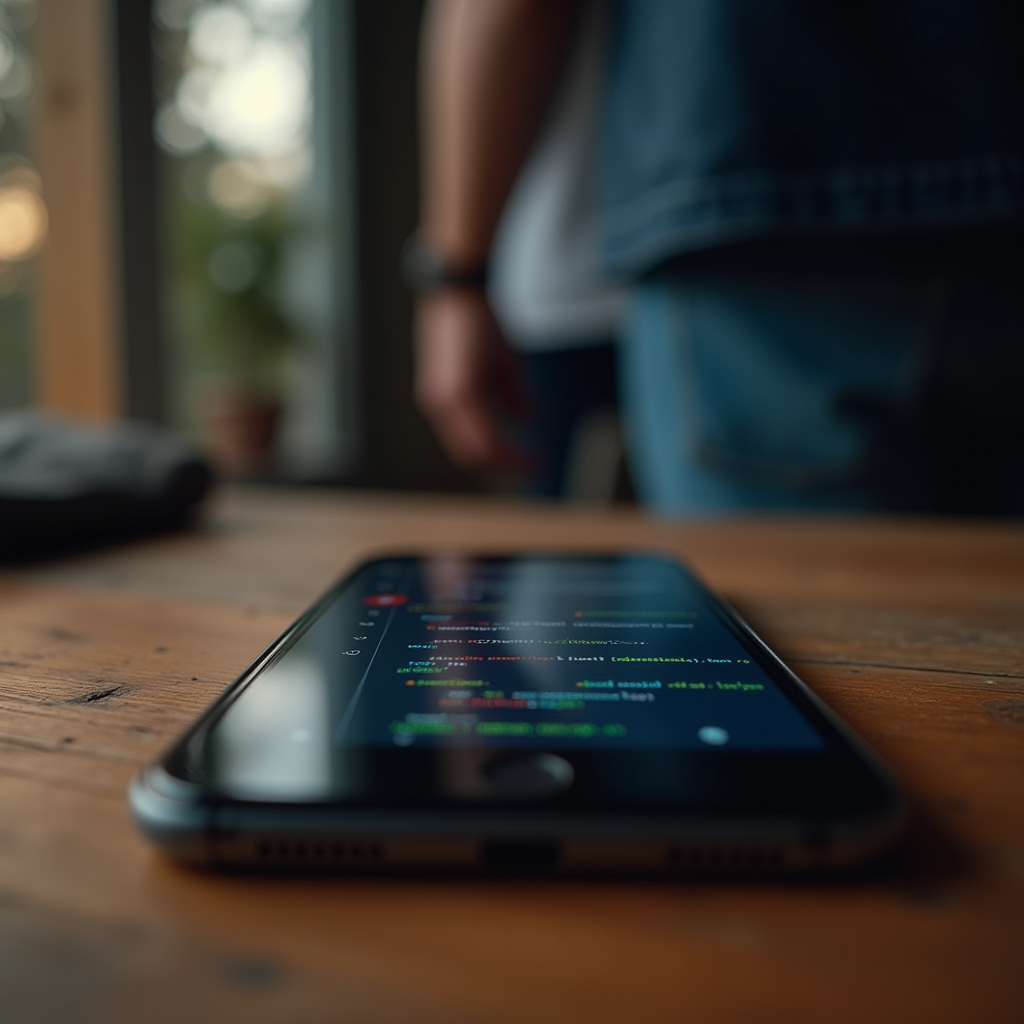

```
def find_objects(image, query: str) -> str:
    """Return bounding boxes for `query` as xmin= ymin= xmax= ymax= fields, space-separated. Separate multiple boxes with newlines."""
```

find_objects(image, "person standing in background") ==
xmin=412 ymin=0 xmax=1023 ymax=515
xmin=409 ymin=0 xmax=624 ymax=499
xmin=486 ymin=0 xmax=624 ymax=498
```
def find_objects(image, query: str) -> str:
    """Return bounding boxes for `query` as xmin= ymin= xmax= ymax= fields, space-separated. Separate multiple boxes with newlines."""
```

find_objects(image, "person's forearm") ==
xmin=419 ymin=0 xmax=581 ymax=267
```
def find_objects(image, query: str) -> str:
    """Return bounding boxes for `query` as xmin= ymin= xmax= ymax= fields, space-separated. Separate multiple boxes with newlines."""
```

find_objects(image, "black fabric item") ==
xmin=0 ymin=414 xmax=212 ymax=560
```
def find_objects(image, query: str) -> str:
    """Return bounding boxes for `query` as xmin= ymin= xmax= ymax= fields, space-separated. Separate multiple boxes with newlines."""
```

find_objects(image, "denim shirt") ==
xmin=599 ymin=0 xmax=1023 ymax=277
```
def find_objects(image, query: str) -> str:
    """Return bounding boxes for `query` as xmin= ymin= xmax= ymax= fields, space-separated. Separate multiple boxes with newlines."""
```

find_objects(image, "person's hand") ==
xmin=414 ymin=287 xmax=530 ymax=472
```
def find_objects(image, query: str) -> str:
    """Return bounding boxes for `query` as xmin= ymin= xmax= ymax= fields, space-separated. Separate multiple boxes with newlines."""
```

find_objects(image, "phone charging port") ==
xmin=481 ymin=839 xmax=561 ymax=870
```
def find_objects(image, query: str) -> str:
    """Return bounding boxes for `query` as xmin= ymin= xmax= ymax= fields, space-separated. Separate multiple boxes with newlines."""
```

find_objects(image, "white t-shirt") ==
xmin=488 ymin=1 xmax=625 ymax=352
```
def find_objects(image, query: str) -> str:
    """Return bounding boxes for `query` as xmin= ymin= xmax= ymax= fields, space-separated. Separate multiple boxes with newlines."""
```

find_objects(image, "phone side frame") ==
xmin=130 ymin=762 xmax=904 ymax=874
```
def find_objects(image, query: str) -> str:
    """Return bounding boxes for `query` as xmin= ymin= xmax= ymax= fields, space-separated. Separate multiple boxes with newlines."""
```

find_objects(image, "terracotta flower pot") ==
xmin=198 ymin=378 xmax=281 ymax=479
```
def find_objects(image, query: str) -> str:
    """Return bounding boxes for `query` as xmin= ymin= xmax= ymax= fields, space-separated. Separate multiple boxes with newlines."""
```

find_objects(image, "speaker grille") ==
xmin=249 ymin=837 xmax=386 ymax=867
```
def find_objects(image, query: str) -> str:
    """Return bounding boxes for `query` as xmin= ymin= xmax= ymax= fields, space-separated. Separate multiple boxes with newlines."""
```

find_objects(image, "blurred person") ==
xmin=410 ymin=0 xmax=623 ymax=498
xmin=486 ymin=0 xmax=625 ymax=497
xmin=412 ymin=0 xmax=1023 ymax=515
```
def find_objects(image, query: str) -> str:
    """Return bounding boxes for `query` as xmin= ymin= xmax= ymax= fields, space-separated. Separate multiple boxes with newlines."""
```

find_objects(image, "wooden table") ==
xmin=2 ymin=487 xmax=1022 ymax=1023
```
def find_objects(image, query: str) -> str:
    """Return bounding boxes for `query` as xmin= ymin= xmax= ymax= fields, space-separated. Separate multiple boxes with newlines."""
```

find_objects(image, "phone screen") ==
xmin=334 ymin=556 xmax=822 ymax=752
xmin=170 ymin=556 xmax=864 ymax=804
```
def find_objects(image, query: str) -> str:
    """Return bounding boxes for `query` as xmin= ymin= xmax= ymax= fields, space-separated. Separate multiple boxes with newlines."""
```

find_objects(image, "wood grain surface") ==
xmin=2 ymin=487 xmax=1022 ymax=1024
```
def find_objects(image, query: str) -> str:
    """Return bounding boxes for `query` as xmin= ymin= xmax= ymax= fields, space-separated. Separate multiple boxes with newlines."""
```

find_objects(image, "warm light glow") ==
xmin=195 ymin=38 xmax=309 ymax=158
xmin=207 ymin=158 xmax=272 ymax=218
xmin=0 ymin=184 xmax=47 ymax=261
xmin=155 ymin=0 xmax=312 ymax=194
xmin=190 ymin=3 xmax=252 ymax=65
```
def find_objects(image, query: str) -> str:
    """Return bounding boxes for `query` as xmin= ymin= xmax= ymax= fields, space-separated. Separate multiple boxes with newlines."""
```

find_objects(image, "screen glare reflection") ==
xmin=214 ymin=653 xmax=333 ymax=799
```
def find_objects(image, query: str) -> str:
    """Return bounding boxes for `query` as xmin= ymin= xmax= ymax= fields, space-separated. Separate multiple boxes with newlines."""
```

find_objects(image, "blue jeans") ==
xmin=519 ymin=343 xmax=618 ymax=499
xmin=621 ymin=258 xmax=1024 ymax=515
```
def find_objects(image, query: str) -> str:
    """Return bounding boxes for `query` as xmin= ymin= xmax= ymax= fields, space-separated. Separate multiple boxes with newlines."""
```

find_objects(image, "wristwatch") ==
xmin=400 ymin=231 xmax=489 ymax=292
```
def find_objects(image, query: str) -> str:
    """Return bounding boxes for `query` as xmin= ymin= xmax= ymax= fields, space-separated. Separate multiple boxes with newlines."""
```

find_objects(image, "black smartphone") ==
xmin=130 ymin=553 xmax=903 ymax=874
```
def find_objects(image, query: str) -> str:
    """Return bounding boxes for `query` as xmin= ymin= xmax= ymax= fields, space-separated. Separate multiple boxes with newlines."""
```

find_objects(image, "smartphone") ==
xmin=130 ymin=553 xmax=903 ymax=874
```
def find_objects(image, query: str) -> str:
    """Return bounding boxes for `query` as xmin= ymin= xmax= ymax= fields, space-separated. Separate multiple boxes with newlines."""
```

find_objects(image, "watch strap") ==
xmin=401 ymin=232 xmax=489 ymax=291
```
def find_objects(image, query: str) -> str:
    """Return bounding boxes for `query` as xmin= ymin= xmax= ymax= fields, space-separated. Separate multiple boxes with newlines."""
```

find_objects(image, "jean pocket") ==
xmin=680 ymin=279 xmax=931 ymax=492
